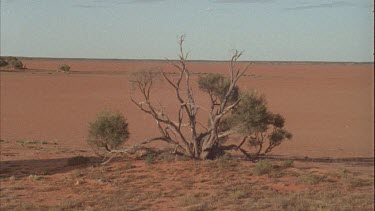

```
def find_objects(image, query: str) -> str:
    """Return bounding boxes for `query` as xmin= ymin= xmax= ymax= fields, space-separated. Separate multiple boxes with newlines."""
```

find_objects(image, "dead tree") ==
xmin=113 ymin=35 xmax=292 ymax=161
xmin=128 ymin=35 xmax=247 ymax=159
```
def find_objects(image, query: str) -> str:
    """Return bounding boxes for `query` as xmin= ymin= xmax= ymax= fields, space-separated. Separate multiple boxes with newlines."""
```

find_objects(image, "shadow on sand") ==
xmin=0 ymin=156 xmax=104 ymax=179
xmin=1 ymin=155 xmax=373 ymax=179
xmin=266 ymin=155 xmax=374 ymax=166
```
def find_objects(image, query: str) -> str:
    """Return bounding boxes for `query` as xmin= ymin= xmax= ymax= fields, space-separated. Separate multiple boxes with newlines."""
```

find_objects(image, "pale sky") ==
xmin=0 ymin=0 xmax=374 ymax=62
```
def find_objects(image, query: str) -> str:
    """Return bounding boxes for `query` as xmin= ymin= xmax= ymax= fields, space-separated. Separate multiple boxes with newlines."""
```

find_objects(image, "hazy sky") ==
xmin=1 ymin=0 xmax=374 ymax=61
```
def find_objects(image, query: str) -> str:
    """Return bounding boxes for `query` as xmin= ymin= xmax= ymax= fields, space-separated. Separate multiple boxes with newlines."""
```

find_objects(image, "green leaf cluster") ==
xmin=88 ymin=111 xmax=129 ymax=151
xmin=198 ymin=73 xmax=239 ymax=102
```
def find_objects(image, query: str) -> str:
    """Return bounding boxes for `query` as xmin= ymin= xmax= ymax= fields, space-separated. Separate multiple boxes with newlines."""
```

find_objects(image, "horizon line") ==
xmin=2 ymin=56 xmax=374 ymax=64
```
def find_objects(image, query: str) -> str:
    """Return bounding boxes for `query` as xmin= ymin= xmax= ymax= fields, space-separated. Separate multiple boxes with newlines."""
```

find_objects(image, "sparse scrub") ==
xmin=229 ymin=189 xmax=246 ymax=200
xmin=298 ymin=172 xmax=326 ymax=185
xmin=215 ymin=153 xmax=232 ymax=170
xmin=1 ymin=159 xmax=373 ymax=210
xmin=269 ymin=170 xmax=285 ymax=178
xmin=123 ymin=161 xmax=133 ymax=170
xmin=0 ymin=56 xmax=24 ymax=69
xmin=179 ymin=194 xmax=213 ymax=211
xmin=0 ymin=57 xmax=7 ymax=67
xmin=8 ymin=176 xmax=16 ymax=181
xmin=184 ymin=203 xmax=211 ymax=211
xmin=282 ymin=159 xmax=294 ymax=168
xmin=57 ymin=64 xmax=71 ymax=72
xmin=253 ymin=160 xmax=273 ymax=176
xmin=145 ymin=153 xmax=154 ymax=165
xmin=58 ymin=199 xmax=82 ymax=210
xmin=157 ymin=150 xmax=176 ymax=162
xmin=39 ymin=170 xmax=50 ymax=175
xmin=87 ymin=110 xmax=129 ymax=156
xmin=28 ymin=174 xmax=43 ymax=181
xmin=338 ymin=168 xmax=350 ymax=179
xmin=9 ymin=60 xmax=23 ymax=69
xmin=347 ymin=177 xmax=373 ymax=188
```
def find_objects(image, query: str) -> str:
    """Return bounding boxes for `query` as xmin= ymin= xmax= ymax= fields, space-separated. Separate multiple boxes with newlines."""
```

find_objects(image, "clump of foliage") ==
xmin=145 ymin=153 xmax=154 ymax=165
xmin=198 ymin=73 xmax=239 ymax=102
xmin=0 ymin=57 xmax=7 ymax=67
xmin=282 ymin=160 xmax=294 ymax=168
xmin=28 ymin=174 xmax=44 ymax=181
xmin=253 ymin=159 xmax=273 ymax=175
xmin=219 ymin=91 xmax=293 ymax=160
xmin=67 ymin=156 xmax=90 ymax=166
xmin=298 ymin=172 xmax=326 ymax=185
xmin=347 ymin=177 xmax=373 ymax=188
xmin=57 ymin=64 xmax=71 ymax=72
xmin=87 ymin=111 xmax=129 ymax=156
xmin=0 ymin=56 xmax=24 ymax=69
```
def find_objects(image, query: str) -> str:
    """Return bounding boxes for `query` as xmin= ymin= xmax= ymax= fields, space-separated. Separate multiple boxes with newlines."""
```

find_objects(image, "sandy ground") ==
xmin=1 ymin=59 xmax=373 ymax=159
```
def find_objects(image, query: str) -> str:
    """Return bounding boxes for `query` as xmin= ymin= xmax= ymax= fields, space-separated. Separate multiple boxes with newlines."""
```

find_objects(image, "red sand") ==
xmin=1 ymin=59 xmax=374 ymax=158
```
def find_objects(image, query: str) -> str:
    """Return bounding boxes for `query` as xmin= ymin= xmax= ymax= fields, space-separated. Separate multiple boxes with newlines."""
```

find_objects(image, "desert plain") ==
xmin=0 ymin=58 xmax=374 ymax=210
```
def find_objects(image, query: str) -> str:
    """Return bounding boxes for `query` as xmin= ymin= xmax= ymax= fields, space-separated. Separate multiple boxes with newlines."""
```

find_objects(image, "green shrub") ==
xmin=0 ymin=56 xmax=24 ymax=69
xmin=298 ymin=173 xmax=325 ymax=185
xmin=282 ymin=160 xmax=294 ymax=168
xmin=347 ymin=177 xmax=373 ymax=188
xmin=0 ymin=57 xmax=7 ymax=67
xmin=87 ymin=111 xmax=129 ymax=156
xmin=57 ymin=64 xmax=71 ymax=72
xmin=253 ymin=160 xmax=273 ymax=176
xmin=198 ymin=73 xmax=239 ymax=102
xmin=11 ymin=60 xmax=23 ymax=69
xmin=145 ymin=153 xmax=154 ymax=165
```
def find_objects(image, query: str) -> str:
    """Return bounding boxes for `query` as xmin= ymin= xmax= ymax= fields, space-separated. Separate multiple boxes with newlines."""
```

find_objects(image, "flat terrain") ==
xmin=0 ymin=59 xmax=374 ymax=210
xmin=1 ymin=59 xmax=373 ymax=158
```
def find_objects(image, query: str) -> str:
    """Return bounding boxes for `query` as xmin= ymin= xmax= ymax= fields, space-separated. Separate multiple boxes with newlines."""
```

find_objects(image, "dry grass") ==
xmin=0 ymin=158 xmax=373 ymax=210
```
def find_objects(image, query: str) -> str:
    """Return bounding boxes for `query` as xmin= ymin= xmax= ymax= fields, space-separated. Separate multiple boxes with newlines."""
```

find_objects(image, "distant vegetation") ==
xmin=0 ymin=56 xmax=24 ymax=70
xmin=57 ymin=64 xmax=71 ymax=72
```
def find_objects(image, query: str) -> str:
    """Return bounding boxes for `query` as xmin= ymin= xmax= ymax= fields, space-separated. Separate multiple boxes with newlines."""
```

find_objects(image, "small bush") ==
xmin=57 ymin=64 xmax=71 ymax=72
xmin=87 ymin=111 xmax=129 ymax=156
xmin=0 ymin=56 xmax=24 ymax=69
xmin=8 ymin=175 xmax=16 ymax=181
xmin=67 ymin=156 xmax=90 ymax=166
xmin=229 ymin=189 xmax=246 ymax=200
xmin=198 ymin=73 xmax=239 ymax=102
xmin=215 ymin=152 xmax=232 ymax=169
xmin=59 ymin=199 xmax=82 ymax=210
xmin=0 ymin=57 xmax=7 ymax=67
xmin=157 ymin=151 xmax=175 ymax=162
xmin=282 ymin=160 xmax=294 ymax=168
xmin=298 ymin=173 xmax=325 ymax=185
xmin=253 ymin=160 xmax=273 ymax=176
xmin=28 ymin=174 xmax=44 ymax=181
xmin=10 ymin=60 xmax=23 ymax=69
xmin=145 ymin=153 xmax=154 ymax=165
xmin=347 ymin=177 xmax=373 ymax=188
